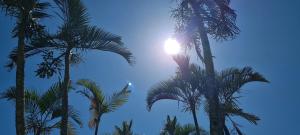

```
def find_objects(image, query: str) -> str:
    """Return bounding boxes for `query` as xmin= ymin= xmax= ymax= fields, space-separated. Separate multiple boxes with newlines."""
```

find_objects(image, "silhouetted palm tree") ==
xmin=114 ymin=120 xmax=133 ymax=135
xmin=160 ymin=115 xmax=208 ymax=135
xmin=76 ymin=79 xmax=131 ymax=135
xmin=0 ymin=82 xmax=82 ymax=135
xmin=215 ymin=67 xmax=269 ymax=135
xmin=147 ymin=55 xmax=205 ymax=135
xmin=160 ymin=115 xmax=177 ymax=135
xmin=0 ymin=1 xmax=49 ymax=134
xmin=171 ymin=1 xmax=240 ymax=134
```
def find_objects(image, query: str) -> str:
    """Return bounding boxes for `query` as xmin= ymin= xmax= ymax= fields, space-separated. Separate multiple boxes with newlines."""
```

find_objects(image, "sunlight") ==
xmin=164 ymin=38 xmax=181 ymax=55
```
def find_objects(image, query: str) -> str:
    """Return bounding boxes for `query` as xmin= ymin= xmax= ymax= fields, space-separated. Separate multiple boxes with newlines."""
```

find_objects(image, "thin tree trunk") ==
xmin=191 ymin=108 xmax=201 ymax=135
xmin=61 ymin=49 xmax=71 ymax=135
xmin=16 ymin=17 xmax=26 ymax=135
xmin=94 ymin=115 xmax=101 ymax=135
xmin=188 ymin=1 xmax=222 ymax=135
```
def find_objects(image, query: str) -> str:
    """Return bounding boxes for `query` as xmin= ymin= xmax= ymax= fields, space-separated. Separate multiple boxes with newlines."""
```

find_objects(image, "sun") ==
xmin=164 ymin=38 xmax=181 ymax=55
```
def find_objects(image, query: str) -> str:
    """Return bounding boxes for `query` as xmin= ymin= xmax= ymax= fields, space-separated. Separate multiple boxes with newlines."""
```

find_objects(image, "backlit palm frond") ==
xmin=202 ymin=0 xmax=239 ymax=40
xmin=76 ymin=79 xmax=105 ymax=105
xmin=147 ymin=80 xmax=184 ymax=111
xmin=107 ymin=84 xmax=131 ymax=112
xmin=219 ymin=67 xmax=269 ymax=97
xmin=79 ymin=26 xmax=134 ymax=65
xmin=225 ymin=104 xmax=260 ymax=125
xmin=54 ymin=0 xmax=89 ymax=28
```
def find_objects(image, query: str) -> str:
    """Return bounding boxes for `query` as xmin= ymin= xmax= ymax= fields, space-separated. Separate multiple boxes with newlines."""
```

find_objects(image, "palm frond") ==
xmin=0 ymin=87 xmax=17 ymax=101
xmin=225 ymin=105 xmax=260 ymax=125
xmin=79 ymin=26 xmax=134 ymax=65
xmin=76 ymin=79 xmax=105 ymax=104
xmin=107 ymin=84 xmax=131 ymax=112
xmin=219 ymin=67 xmax=269 ymax=97
xmin=54 ymin=0 xmax=89 ymax=28
xmin=39 ymin=81 xmax=64 ymax=112
xmin=147 ymin=80 xmax=184 ymax=111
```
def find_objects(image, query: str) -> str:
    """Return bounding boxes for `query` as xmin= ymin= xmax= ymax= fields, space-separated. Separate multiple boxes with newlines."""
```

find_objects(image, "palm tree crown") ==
xmin=76 ymin=79 xmax=131 ymax=135
xmin=114 ymin=120 xmax=133 ymax=135
xmin=147 ymin=55 xmax=206 ymax=135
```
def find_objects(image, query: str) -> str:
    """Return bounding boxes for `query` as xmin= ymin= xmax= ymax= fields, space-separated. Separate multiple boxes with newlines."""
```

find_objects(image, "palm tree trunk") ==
xmin=94 ymin=115 xmax=101 ymax=135
xmin=191 ymin=108 xmax=201 ymax=135
xmin=16 ymin=17 xmax=26 ymax=135
xmin=188 ymin=1 xmax=222 ymax=135
xmin=61 ymin=49 xmax=71 ymax=135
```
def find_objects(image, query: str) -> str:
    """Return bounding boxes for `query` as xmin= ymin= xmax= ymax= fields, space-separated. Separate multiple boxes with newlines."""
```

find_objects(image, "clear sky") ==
xmin=1 ymin=0 xmax=300 ymax=134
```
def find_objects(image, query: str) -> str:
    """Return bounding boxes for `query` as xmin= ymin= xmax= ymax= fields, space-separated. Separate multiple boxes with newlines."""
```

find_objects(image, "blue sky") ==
xmin=1 ymin=0 xmax=300 ymax=134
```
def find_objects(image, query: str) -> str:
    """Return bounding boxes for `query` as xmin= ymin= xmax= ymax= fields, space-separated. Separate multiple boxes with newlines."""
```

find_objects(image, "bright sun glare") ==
xmin=164 ymin=38 xmax=181 ymax=55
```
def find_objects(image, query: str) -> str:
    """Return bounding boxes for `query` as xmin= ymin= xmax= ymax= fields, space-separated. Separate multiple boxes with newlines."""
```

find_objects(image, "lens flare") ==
xmin=164 ymin=38 xmax=181 ymax=55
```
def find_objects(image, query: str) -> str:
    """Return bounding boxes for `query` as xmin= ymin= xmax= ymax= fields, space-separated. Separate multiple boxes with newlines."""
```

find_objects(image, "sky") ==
xmin=1 ymin=0 xmax=300 ymax=134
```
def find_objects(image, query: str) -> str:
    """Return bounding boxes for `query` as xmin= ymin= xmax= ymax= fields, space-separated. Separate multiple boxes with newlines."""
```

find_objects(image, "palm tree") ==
xmin=147 ymin=55 xmax=205 ymax=135
xmin=5 ymin=0 xmax=134 ymax=134
xmin=0 ymin=81 xmax=83 ymax=135
xmin=160 ymin=115 xmax=208 ymax=135
xmin=215 ymin=67 xmax=269 ymax=135
xmin=114 ymin=120 xmax=133 ymax=135
xmin=171 ymin=1 xmax=240 ymax=134
xmin=0 ymin=1 xmax=49 ymax=134
xmin=160 ymin=115 xmax=177 ymax=135
xmin=76 ymin=79 xmax=131 ymax=135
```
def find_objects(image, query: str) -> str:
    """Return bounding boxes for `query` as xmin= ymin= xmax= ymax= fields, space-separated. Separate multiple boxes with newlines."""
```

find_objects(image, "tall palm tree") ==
xmin=147 ymin=55 xmax=205 ymax=135
xmin=0 ymin=1 xmax=49 ymax=134
xmin=0 ymin=81 xmax=83 ymax=135
xmin=114 ymin=120 xmax=133 ymax=135
xmin=177 ymin=57 xmax=268 ymax=135
xmin=5 ymin=0 xmax=133 ymax=134
xmin=171 ymin=1 xmax=240 ymax=134
xmin=76 ymin=79 xmax=131 ymax=135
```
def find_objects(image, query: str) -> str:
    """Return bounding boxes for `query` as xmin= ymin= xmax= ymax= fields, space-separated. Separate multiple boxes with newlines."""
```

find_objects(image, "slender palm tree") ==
xmin=160 ymin=115 xmax=177 ymax=135
xmin=114 ymin=120 xmax=133 ymax=135
xmin=147 ymin=55 xmax=205 ymax=135
xmin=171 ymin=1 xmax=240 ymax=134
xmin=76 ymin=79 xmax=131 ymax=135
xmin=5 ymin=0 xmax=133 ymax=134
xmin=0 ymin=81 xmax=83 ymax=135
xmin=0 ymin=1 xmax=49 ymax=134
